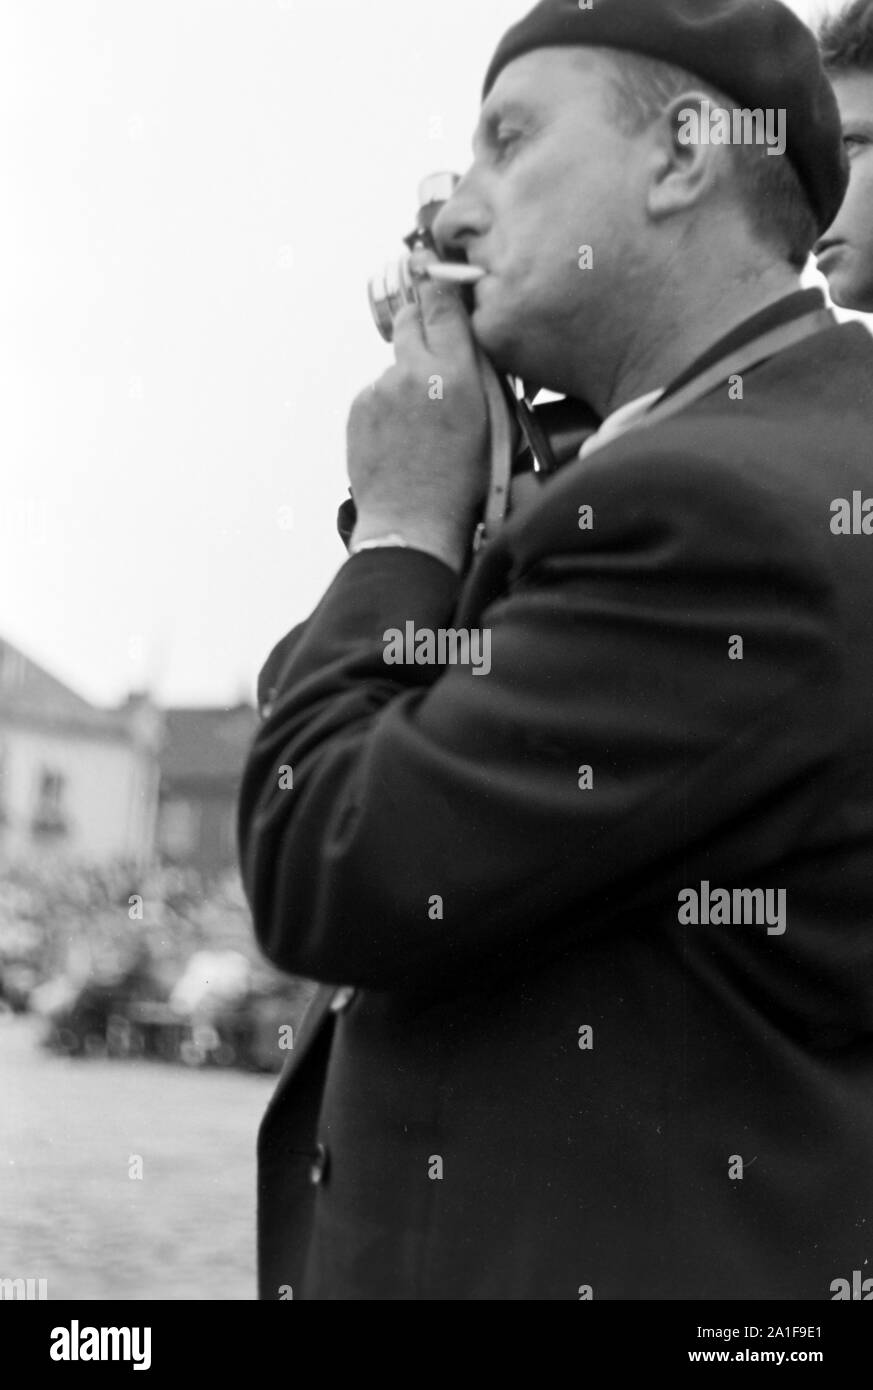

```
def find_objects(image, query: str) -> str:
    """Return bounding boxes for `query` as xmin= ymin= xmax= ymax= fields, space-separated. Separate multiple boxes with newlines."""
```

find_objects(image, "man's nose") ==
xmin=432 ymin=172 xmax=488 ymax=258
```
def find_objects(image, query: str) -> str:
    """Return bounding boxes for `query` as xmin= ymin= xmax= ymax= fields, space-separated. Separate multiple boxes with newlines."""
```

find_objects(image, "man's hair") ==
xmin=599 ymin=50 xmax=819 ymax=271
xmin=820 ymin=0 xmax=873 ymax=72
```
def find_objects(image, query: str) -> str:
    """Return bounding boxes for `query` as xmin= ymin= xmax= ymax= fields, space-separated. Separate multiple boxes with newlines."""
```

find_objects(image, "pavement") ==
xmin=0 ymin=1012 xmax=277 ymax=1300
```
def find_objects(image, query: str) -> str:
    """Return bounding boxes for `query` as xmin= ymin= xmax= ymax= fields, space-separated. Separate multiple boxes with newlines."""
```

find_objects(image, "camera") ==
xmin=368 ymin=173 xmax=465 ymax=342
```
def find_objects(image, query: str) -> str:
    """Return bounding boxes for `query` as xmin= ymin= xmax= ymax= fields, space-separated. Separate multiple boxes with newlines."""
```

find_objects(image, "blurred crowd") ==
xmin=0 ymin=860 xmax=316 ymax=1071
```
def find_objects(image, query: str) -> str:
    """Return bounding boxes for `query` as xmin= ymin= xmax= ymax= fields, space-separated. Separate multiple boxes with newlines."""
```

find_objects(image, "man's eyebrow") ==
xmin=842 ymin=116 xmax=873 ymax=138
xmin=473 ymin=100 xmax=537 ymax=152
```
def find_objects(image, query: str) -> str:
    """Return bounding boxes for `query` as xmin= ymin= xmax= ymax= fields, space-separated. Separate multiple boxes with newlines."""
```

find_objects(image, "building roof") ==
xmin=0 ymin=634 xmax=258 ymax=775
xmin=0 ymin=636 xmax=127 ymax=738
xmin=159 ymin=705 xmax=259 ymax=789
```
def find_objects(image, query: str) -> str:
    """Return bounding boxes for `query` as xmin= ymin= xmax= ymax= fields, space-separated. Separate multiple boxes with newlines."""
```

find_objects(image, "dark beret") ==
xmin=483 ymin=0 xmax=848 ymax=235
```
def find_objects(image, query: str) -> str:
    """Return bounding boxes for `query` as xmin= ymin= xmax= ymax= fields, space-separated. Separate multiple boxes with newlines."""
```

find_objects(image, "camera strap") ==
xmin=474 ymin=352 xmax=517 ymax=551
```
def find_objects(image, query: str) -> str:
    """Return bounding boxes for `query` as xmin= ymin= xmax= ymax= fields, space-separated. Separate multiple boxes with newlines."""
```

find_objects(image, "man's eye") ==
xmin=494 ymin=128 xmax=522 ymax=159
xmin=843 ymin=133 xmax=869 ymax=153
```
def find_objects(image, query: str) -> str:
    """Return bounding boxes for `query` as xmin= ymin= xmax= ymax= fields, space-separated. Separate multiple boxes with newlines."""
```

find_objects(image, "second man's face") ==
xmin=816 ymin=71 xmax=873 ymax=314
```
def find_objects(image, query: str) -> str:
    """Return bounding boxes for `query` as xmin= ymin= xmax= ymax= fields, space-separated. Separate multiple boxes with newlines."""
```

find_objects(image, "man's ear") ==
xmin=646 ymin=91 xmax=723 ymax=221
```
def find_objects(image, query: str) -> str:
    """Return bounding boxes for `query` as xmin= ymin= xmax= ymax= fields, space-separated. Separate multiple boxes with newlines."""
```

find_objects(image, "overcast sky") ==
xmin=0 ymin=0 xmax=862 ymax=709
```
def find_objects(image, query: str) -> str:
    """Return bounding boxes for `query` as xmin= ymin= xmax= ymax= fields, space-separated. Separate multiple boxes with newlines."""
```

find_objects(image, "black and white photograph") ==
xmin=2 ymin=0 xmax=873 ymax=1351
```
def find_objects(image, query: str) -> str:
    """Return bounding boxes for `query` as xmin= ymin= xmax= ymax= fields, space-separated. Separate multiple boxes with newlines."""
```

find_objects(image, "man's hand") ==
xmin=348 ymin=252 xmax=490 ymax=573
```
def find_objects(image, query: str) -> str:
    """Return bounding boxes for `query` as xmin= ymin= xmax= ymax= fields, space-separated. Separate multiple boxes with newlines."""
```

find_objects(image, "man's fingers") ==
xmin=391 ymin=276 xmax=474 ymax=366
xmin=389 ymin=247 xmax=437 ymax=363
xmin=414 ymin=271 xmax=479 ymax=364
xmin=390 ymin=247 xmax=479 ymax=364
xmin=391 ymin=300 xmax=427 ymax=363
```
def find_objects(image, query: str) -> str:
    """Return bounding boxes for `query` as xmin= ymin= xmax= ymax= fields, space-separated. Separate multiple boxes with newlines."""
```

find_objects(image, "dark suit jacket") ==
xmin=239 ymin=316 xmax=873 ymax=1300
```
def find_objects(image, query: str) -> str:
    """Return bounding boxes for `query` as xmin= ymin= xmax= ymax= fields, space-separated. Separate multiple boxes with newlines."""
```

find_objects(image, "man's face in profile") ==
xmin=433 ymin=49 xmax=647 ymax=393
xmin=816 ymin=71 xmax=873 ymax=313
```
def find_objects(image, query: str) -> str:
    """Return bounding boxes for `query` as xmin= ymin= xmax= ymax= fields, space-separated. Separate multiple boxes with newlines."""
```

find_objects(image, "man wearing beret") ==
xmin=816 ymin=0 xmax=873 ymax=312
xmin=239 ymin=0 xmax=873 ymax=1300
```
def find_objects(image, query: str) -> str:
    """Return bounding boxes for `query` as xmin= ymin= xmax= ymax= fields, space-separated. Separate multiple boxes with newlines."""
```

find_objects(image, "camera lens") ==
xmin=367 ymin=254 xmax=418 ymax=343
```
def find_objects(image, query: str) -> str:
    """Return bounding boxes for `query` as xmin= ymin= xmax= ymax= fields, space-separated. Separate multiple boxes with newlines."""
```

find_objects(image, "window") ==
xmin=32 ymin=768 xmax=68 ymax=837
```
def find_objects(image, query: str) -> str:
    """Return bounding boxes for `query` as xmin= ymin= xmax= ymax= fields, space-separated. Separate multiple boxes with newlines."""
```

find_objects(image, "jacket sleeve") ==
xmin=237 ymin=439 xmax=840 ymax=991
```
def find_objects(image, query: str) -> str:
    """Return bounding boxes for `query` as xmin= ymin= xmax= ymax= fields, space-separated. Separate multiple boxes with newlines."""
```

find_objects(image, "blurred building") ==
xmin=0 ymin=635 xmax=258 ymax=879
xmin=157 ymin=705 xmax=259 ymax=878
xmin=0 ymin=638 xmax=161 ymax=870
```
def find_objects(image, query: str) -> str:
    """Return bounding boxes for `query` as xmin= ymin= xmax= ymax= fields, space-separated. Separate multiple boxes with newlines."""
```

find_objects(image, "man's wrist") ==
xmin=350 ymin=516 xmax=470 ymax=575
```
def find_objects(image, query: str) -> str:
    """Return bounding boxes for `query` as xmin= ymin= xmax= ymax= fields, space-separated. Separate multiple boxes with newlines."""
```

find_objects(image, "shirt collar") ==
xmin=578 ymin=388 xmax=664 ymax=459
